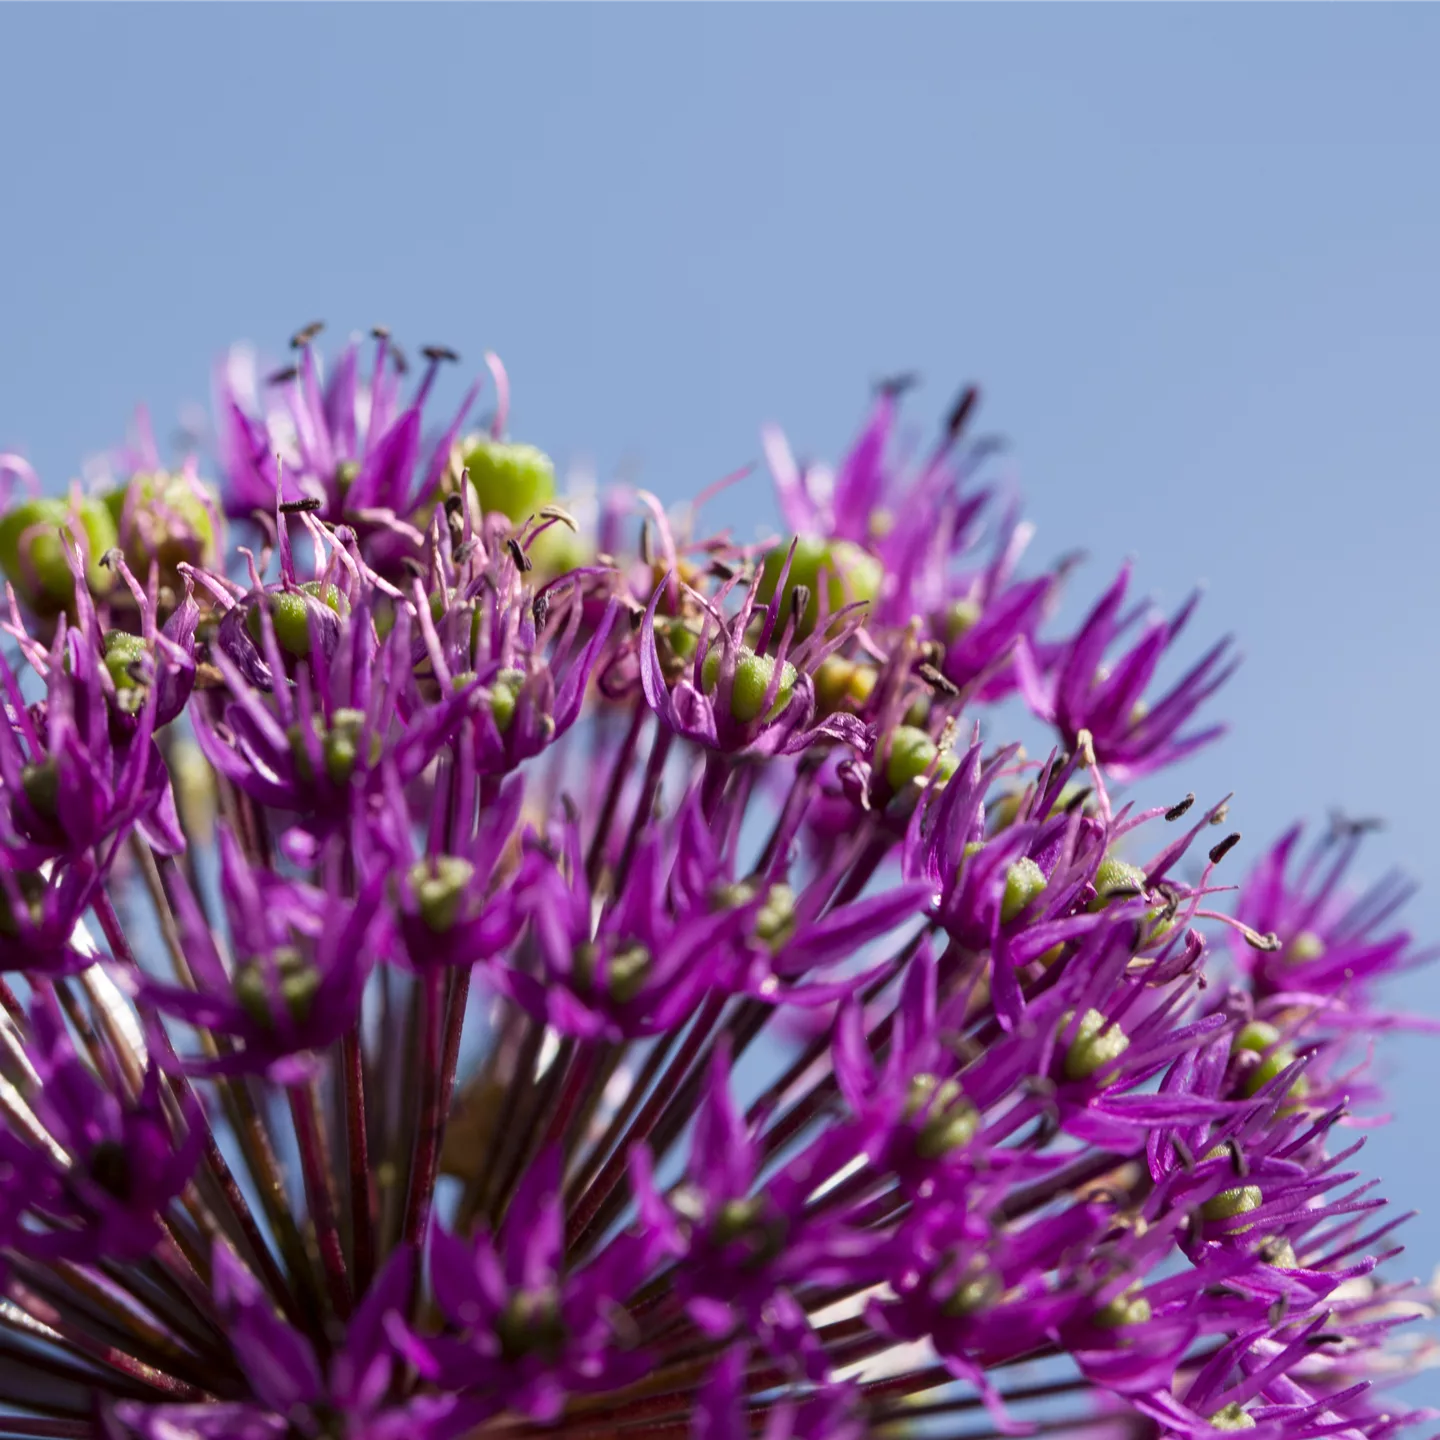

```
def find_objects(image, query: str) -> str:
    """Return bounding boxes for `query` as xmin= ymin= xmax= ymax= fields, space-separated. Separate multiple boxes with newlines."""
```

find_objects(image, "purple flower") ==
xmin=138 ymin=827 xmax=380 ymax=1078
xmin=397 ymin=1150 xmax=658 ymax=1422
xmin=0 ymin=341 xmax=1427 ymax=1440
xmin=1015 ymin=563 xmax=1238 ymax=780
xmin=214 ymin=331 xmax=477 ymax=538
xmin=117 ymin=1245 xmax=466 ymax=1440
xmin=4 ymin=990 xmax=200 ymax=1265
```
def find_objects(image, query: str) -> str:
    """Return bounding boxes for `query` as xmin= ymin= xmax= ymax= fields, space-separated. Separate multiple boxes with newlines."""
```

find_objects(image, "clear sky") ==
xmin=3 ymin=2 xmax=1439 ymax=1399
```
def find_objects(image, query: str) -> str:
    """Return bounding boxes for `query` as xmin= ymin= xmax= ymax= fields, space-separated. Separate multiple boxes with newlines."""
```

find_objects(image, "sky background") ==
xmin=3 ymin=2 xmax=1439 ymax=1405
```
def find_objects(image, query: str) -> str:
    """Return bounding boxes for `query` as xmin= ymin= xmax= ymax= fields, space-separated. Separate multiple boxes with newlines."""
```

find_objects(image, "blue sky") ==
xmin=3 ymin=2 xmax=1439 ymax=1399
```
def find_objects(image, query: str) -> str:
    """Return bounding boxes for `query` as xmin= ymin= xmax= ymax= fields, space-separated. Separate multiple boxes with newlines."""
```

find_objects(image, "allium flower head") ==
xmin=0 ymin=329 xmax=1431 ymax=1440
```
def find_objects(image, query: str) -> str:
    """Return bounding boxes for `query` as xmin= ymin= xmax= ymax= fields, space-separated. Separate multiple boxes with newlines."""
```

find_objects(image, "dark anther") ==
xmin=506 ymin=537 xmax=533 ymax=573
xmin=945 ymin=384 xmax=981 ymax=441
xmin=918 ymin=664 xmax=960 ymax=698
xmin=1171 ymin=1136 xmax=1195 ymax=1171
xmin=532 ymin=593 xmax=550 ymax=632
xmin=628 ymin=608 xmax=645 ymax=633
xmin=1208 ymin=833 xmax=1242 ymax=866
xmin=279 ymin=497 xmax=323 ymax=515
xmin=391 ymin=345 xmax=410 ymax=376
xmin=290 ymin=321 xmax=326 ymax=350
xmin=638 ymin=522 xmax=652 ymax=566
xmin=452 ymin=540 xmax=479 ymax=565
xmin=99 ymin=548 xmax=123 ymax=570
xmin=708 ymin=560 xmax=736 ymax=581
xmin=1306 ymin=1333 xmax=1344 ymax=1348
xmin=370 ymin=325 xmax=391 ymax=340
xmin=876 ymin=372 xmax=920 ymax=399
xmin=1328 ymin=809 xmax=1385 ymax=839
xmin=1063 ymin=787 xmax=1092 ymax=813
xmin=789 ymin=585 xmax=811 ymax=624
xmin=421 ymin=345 xmax=460 ymax=364
xmin=1165 ymin=793 xmax=1196 ymax=822
xmin=267 ymin=365 xmax=300 ymax=386
xmin=1224 ymin=1138 xmax=1247 ymax=1177
xmin=399 ymin=556 xmax=427 ymax=578
xmin=1268 ymin=1295 xmax=1291 ymax=1325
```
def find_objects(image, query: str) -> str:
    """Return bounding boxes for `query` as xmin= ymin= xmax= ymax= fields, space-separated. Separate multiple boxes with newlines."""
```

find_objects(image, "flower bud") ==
xmin=463 ymin=438 xmax=556 ymax=524
xmin=0 ymin=495 xmax=117 ymax=613
xmin=756 ymin=535 xmax=882 ymax=636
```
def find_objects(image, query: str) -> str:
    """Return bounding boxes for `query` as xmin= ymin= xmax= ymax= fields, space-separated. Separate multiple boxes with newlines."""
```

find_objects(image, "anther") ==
xmin=267 ymin=366 xmax=299 ymax=386
xmin=945 ymin=384 xmax=981 ymax=441
xmin=1165 ymin=793 xmax=1196 ymax=822
xmin=918 ymin=663 xmax=959 ymax=698
xmin=1208 ymin=833 xmax=1242 ymax=866
xmin=279 ymin=498 xmax=323 ymax=515
xmin=421 ymin=345 xmax=460 ymax=363
xmin=290 ymin=321 xmax=325 ymax=349
xmin=789 ymin=585 xmax=811 ymax=624
xmin=506 ymin=537 xmax=532 ymax=573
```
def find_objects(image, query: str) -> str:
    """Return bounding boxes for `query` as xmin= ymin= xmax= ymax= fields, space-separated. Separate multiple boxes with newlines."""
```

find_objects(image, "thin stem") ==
xmin=341 ymin=1026 xmax=375 ymax=1293
xmin=401 ymin=968 xmax=447 ymax=1249
xmin=289 ymin=1079 xmax=353 ymax=1322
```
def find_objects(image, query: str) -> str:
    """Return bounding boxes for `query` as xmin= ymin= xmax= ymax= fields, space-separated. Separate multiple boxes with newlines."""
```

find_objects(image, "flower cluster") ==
xmin=0 ymin=326 xmax=1432 ymax=1440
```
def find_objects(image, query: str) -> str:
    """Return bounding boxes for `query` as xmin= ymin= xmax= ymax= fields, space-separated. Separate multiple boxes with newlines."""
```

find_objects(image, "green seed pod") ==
xmin=488 ymin=668 xmax=527 ymax=734
xmin=883 ymin=725 xmax=959 ymax=791
xmin=464 ymin=438 xmax=556 ymax=524
xmin=1087 ymin=856 xmax=1148 ymax=912
xmin=756 ymin=535 xmax=883 ymax=636
xmin=103 ymin=470 xmax=220 ymax=585
xmin=246 ymin=581 xmax=348 ymax=659
xmin=1093 ymin=1285 xmax=1151 ymax=1329
xmin=1061 ymin=1008 xmax=1131 ymax=1083
xmin=233 ymin=948 xmax=319 ymax=1029
xmin=1208 ymin=1403 xmax=1256 ymax=1431
xmin=700 ymin=647 xmax=798 ymax=724
xmin=0 ymin=495 xmax=117 ymax=614
xmin=1000 ymin=856 xmax=1047 ymax=924
xmin=1201 ymin=1182 xmax=1263 ymax=1223
xmin=409 ymin=856 xmax=477 ymax=934
xmin=908 ymin=1076 xmax=980 ymax=1160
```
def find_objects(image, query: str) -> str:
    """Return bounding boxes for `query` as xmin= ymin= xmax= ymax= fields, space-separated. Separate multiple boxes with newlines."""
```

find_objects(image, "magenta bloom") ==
xmin=0 ymin=333 xmax=1428 ymax=1440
